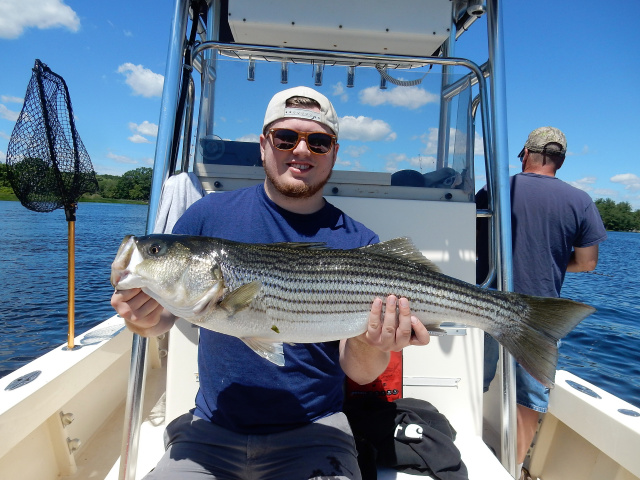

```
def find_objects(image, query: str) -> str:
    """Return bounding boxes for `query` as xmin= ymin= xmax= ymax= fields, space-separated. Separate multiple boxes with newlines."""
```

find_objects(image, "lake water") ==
xmin=558 ymin=230 xmax=640 ymax=407
xmin=0 ymin=200 xmax=638 ymax=409
xmin=0 ymin=201 xmax=148 ymax=377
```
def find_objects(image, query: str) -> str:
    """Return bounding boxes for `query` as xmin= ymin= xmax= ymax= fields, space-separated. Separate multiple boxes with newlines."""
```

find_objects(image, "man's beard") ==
xmin=264 ymin=167 xmax=332 ymax=199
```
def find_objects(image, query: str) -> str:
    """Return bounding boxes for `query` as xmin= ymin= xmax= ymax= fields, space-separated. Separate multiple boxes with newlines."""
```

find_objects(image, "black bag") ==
xmin=344 ymin=397 xmax=469 ymax=480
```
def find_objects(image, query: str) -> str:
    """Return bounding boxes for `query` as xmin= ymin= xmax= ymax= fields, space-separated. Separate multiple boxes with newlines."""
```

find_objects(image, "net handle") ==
xmin=67 ymin=215 xmax=76 ymax=350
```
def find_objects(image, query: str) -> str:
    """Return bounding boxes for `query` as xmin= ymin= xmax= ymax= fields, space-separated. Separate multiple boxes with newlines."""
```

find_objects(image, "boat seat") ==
xmin=378 ymin=433 xmax=512 ymax=479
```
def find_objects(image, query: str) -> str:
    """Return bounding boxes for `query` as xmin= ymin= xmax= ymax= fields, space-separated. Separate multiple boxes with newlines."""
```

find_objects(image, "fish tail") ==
xmin=493 ymin=294 xmax=595 ymax=389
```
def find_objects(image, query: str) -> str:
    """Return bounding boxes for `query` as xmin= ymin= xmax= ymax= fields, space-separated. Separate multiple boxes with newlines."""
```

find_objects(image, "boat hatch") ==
xmin=4 ymin=370 xmax=41 ymax=391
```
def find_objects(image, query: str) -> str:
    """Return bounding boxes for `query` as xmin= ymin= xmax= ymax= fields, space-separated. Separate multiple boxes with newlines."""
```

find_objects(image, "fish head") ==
xmin=110 ymin=234 xmax=225 ymax=319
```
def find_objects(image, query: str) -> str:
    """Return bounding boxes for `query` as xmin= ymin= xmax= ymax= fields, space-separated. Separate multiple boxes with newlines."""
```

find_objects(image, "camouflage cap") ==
xmin=518 ymin=126 xmax=567 ymax=157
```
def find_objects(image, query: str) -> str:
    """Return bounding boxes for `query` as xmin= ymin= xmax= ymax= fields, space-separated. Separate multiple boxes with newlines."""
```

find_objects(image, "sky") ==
xmin=1 ymin=0 xmax=639 ymax=208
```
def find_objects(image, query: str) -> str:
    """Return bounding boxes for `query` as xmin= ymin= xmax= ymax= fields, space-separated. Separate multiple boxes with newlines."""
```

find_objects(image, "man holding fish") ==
xmin=112 ymin=86 xmax=431 ymax=480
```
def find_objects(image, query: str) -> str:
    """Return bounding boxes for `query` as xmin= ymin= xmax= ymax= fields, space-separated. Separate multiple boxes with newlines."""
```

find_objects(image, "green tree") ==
xmin=0 ymin=162 xmax=16 ymax=199
xmin=96 ymin=174 xmax=120 ymax=199
xmin=115 ymin=167 xmax=152 ymax=201
xmin=0 ymin=162 xmax=11 ymax=187
xmin=595 ymin=198 xmax=640 ymax=232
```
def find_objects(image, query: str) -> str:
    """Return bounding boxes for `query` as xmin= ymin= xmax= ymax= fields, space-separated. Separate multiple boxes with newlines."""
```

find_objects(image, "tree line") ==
xmin=94 ymin=167 xmax=152 ymax=201
xmin=0 ymin=163 xmax=152 ymax=202
xmin=594 ymin=198 xmax=640 ymax=232
xmin=2 ymin=163 xmax=640 ymax=230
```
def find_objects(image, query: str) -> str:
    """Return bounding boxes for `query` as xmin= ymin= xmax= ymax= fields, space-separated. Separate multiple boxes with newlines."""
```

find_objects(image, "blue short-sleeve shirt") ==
xmin=173 ymin=183 xmax=379 ymax=433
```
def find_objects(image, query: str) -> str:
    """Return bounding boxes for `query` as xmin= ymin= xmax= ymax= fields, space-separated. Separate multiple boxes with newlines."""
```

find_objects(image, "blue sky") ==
xmin=1 ymin=0 xmax=639 ymax=208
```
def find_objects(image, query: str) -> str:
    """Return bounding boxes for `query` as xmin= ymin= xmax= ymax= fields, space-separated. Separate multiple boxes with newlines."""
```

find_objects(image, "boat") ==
xmin=1 ymin=1 xmax=639 ymax=479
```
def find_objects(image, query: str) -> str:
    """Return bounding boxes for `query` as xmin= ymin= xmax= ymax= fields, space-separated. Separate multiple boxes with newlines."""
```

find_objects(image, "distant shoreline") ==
xmin=0 ymin=195 xmax=147 ymax=205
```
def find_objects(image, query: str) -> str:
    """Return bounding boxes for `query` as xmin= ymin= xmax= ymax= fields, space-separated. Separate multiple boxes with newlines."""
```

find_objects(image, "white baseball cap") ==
xmin=263 ymin=86 xmax=339 ymax=137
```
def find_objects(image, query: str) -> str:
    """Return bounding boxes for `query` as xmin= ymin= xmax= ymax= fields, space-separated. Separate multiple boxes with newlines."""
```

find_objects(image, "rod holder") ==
xmin=247 ymin=58 xmax=255 ymax=81
xmin=467 ymin=2 xmax=486 ymax=16
xmin=280 ymin=61 xmax=288 ymax=84
xmin=347 ymin=65 xmax=355 ymax=88
xmin=314 ymin=64 xmax=323 ymax=86
xmin=379 ymin=67 xmax=388 ymax=89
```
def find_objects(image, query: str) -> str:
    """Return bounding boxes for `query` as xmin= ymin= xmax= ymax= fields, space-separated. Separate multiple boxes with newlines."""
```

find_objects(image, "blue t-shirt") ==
xmin=476 ymin=173 xmax=607 ymax=297
xmin=172 ymin=183 xmax=379 ymax=434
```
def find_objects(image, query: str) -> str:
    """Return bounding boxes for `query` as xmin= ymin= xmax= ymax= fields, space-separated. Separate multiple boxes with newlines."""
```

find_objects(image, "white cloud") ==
xmin=338 ymin=116 xmax=395 ymax=142
xmin=107 ymin=151 xmax=137 ymax=164
xmin=569 ymin=176 xmax=597 ymax=192
xmin=610 ymin=173 xmax=640 ymax=192
xmin=236 ymin=133 xmax=260 ymax=143
xmin=335 ymin=157 xmax=363 ymax=170
xmin=474 ymin=133 xmax=485 ymax=156
xmin=0 ymin=104 xmax=19 ymax=122
xmin=117 ymin=63 xmax=164 ymax=98
xmin=332 ymin=82 xmax=348 ymax=102
xmin=0 ymin=150 xmax=5 ymax=161
xmin=342 ymin=145 xmax=370 ymax=158
xmin=593 ymin=188 xmax=618 ymax=197
xmin=129 ymin=120 xmax=158 ymax=137
xmin=127 ymin=121 xmax=158 ymax=144
xmin=384 ymin=152 xmax=436 ymax=173
xmin=567 ymin=145 xmax=589 ymax=156
xmin=418 ymin=127 xmax=440 ymax=155
xmin=359 ymin=86 xmax=438 ymax=110
xmin=418 ymin=127 xmax=483 ymax=158
xmin=0 ymin=0 xmax=80 ymax=39
xmin=1 ymin=95 xmax=23 ymax=104
xmin=0 ymin=131 xmax=10 ymax=140
xmin=128 ymin=134 xmax=150 ymax=144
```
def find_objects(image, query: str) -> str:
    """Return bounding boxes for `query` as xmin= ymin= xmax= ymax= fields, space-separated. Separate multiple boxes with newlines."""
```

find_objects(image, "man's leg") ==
xmin=516 ymin=405 xmax=540 ymax=464
xmin=143 ymin=412 xmax=249 ymax=479
xmin=143 ymin=412 xmax=361 ymax=480
xmin=515 ymin=363 xmax=549 ymax=466
xmin=255 ymin=412 xmax=361 ymax=480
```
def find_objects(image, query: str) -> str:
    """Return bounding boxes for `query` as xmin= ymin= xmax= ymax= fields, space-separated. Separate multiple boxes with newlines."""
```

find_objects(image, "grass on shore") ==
xmin=0 ymin=190 xmax=147 ymax=205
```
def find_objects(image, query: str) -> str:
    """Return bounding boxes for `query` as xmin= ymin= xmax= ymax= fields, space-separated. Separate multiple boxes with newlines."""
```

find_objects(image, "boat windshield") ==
xmin=192 ymin=55 xmax=483 ymax=203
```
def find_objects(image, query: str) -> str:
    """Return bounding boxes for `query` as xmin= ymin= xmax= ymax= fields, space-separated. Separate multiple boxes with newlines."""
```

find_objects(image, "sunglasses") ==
xmin=268 ymin=128 xmax=336 ymax=155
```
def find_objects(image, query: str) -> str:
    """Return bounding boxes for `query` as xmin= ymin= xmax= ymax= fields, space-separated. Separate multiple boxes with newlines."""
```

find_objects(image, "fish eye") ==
xmin=148 ymin=243 xmax=164 ymax=256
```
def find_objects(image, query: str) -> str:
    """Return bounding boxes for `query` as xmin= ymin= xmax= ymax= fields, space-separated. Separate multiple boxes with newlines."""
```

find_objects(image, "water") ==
xmin=0 ymin=201 xmax=148 ymax=378
xmin=558 ymin=231 xmax=640 ymax=408
xmin=0 ymin=201 xmax=638 ymax=409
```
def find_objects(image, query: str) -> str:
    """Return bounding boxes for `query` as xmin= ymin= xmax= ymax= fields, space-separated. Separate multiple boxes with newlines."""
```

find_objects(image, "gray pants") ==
xmin=144 ymin=412 xmax=362 ymax=480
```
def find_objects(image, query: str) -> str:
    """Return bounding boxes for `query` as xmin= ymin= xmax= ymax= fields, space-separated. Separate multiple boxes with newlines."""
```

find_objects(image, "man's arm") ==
xmin=567 ymin=244 xmax=599 ymax=272
xmin=111 ymin=288 xmax=177 ymax=336
xmin=340 ymin=296 xmax=430 ymax=385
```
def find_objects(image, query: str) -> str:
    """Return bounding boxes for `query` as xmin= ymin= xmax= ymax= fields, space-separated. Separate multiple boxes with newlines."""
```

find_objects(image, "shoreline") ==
xmin=0 ymin=195 xmax=147 ymax=205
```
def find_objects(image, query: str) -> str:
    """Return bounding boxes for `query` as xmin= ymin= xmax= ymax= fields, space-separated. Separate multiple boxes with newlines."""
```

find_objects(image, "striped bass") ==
xmin=110 ymin=234 xmax=595 ymax=387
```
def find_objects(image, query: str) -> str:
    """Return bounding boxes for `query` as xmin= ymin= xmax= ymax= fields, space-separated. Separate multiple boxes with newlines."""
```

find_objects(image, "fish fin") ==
xmin=241 ymin=338 xmax=285 ymax=366
xmin=361 ymin=237 xmax=441 ymax=272
xmin=269 ymin=241 xmax=328 ymax=250
xmin=492 ymin=294 xmax=595 ymax=388
xmin=193 ymin=284 xmax=224 ymax=315
xmin=220 ymin=281 xmax=262 ymax=314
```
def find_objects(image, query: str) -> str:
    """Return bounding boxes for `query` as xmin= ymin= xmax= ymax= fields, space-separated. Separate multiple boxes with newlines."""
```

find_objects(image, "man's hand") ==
xmin=363 ymin=295 xmax=431 ymax=350
xmin=340 ymin=295 xmax=430 ymax=385
xmin=111 ymin=288 xmax=176 ymax=337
